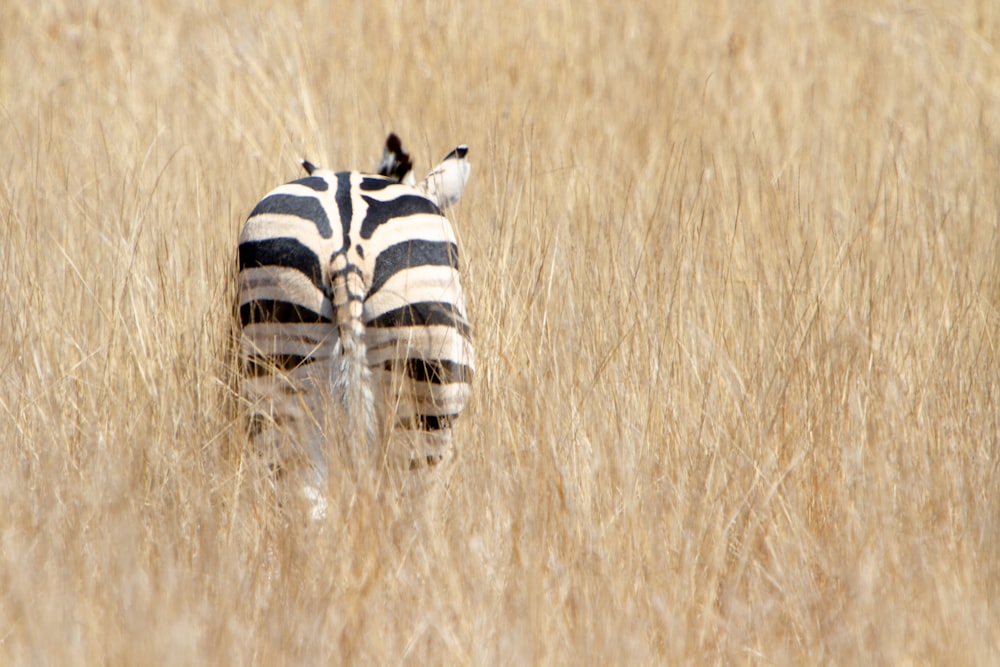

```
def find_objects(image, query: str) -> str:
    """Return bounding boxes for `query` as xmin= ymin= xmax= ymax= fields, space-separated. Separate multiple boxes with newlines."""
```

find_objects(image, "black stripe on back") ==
xmin=359 ymin=194 xmax=442 ymax=240
xmin=290 ymin=176 xmax=330 ymax=191
xmin=335 ymin=172 xmax=353 ymax=248
xmin=240 ymin=299 xmax=331 ymax=326
xmin=366 ymin=301 xmax=471 ymax=338
xmin=248 ymin=194 xmax=332 ymax=239
xmin=369 ymin=240 xmax=459 ymax=296
xmin=238 ymin=238 xmax=325 ymax=292
xmin=360 ymin=177 xmax=393 ymax=191
xmin=384 ymin=358 xmax=473 ymax=384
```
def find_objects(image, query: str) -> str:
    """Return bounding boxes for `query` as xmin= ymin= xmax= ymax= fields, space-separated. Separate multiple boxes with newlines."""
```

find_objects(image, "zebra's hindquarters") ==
xmin=236 ymin=262 xmax=342 ymax=478
xmin=363 ymin=252 xmax=475 ymax=469
xmin=237 ymin=145 xmax=474 ymax=478
xmin=239 ymin=359 xmax=335 ymax=477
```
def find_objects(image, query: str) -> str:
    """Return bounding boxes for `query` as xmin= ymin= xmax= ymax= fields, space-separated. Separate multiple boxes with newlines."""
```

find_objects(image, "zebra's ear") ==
xmin=376 ymin=133 xmax=414 ymax=184
xmin=419 ymin=145 xmax=470 ymax=210
xmin=301 ymin=159 xmax=318 ymax=175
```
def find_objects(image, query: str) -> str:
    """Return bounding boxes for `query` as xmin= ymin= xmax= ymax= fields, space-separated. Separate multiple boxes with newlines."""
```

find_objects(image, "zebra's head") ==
xmin=302 ymin=134 xmax=471 ymax=210
xmin=419 ymin=144 xmax=470 ymax=210
xmin=376 ymin=133 xmax=414 ymax=185
xmin=376 ymin=133 xmax=470 ymax=210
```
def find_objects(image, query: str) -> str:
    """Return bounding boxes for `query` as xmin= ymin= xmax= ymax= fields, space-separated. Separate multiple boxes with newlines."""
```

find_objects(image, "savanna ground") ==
xmin=1 ymin=0 xmax=999 ymax=663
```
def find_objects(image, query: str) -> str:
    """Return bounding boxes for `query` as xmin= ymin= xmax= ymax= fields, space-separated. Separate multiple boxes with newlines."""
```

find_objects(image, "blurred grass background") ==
xmin=1 ymin=0 xmax=998 ymax=663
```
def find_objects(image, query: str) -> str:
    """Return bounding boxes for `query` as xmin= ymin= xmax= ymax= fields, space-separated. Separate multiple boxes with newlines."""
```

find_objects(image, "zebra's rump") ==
xmin=235 ymin=143 xmax=473 ymax=472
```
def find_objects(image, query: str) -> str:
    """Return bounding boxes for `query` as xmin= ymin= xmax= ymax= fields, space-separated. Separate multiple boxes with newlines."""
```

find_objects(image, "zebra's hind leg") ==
xmin=379 ymin=422 xmax=455 ymax=471
xmin=246 ymin=421 xmax=327 ymax=520
xmin=300 ymin=476 xmax=328 ymax=521
xmin=376 ymin=427 xmax=455 ymax=511
xmin=245 ymin=382 xmax=332 ymax=521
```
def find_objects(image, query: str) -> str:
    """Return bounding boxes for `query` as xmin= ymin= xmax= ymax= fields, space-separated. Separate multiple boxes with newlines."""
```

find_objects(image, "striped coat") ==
xmin=237 ymin=135 xmax=473 ymax=477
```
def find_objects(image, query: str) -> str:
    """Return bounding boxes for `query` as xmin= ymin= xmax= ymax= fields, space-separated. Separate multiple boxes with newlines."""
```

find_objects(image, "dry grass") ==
xmin=2 ymin=0 xmax=999 ymax=663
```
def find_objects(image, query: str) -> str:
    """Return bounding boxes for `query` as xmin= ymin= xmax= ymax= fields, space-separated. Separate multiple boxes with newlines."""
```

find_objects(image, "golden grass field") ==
xmin=2 ymin=0 xmax=999 ymax=663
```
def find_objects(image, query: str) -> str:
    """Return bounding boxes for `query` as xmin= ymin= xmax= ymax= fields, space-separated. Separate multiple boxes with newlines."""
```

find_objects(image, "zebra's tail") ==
xmin=329 ymin=250 xmax=377 ymax=468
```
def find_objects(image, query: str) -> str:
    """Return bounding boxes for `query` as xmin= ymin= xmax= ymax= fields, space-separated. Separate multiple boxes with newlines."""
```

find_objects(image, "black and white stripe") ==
xmin=237 ymin=134 xmax=473 ymax=477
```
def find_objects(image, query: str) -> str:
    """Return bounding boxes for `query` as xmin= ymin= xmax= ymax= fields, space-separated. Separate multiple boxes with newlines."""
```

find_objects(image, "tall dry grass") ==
xmin=1 ymin=0 xmax=999 ymax=663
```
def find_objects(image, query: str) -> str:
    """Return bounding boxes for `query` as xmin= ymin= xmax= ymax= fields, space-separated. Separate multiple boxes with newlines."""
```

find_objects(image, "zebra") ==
xmin=236 ymin=134 xmax=474 ymax=491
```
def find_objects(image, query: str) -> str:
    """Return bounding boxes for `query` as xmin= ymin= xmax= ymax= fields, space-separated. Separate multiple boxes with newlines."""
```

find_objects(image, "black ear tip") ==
xmin=386 ymin=133 xmax=402 ymax=152
xmin=445 ymin=145 xmax=469 ymax=160
xmin=301 ymin=159 xmax=317 ymax=175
